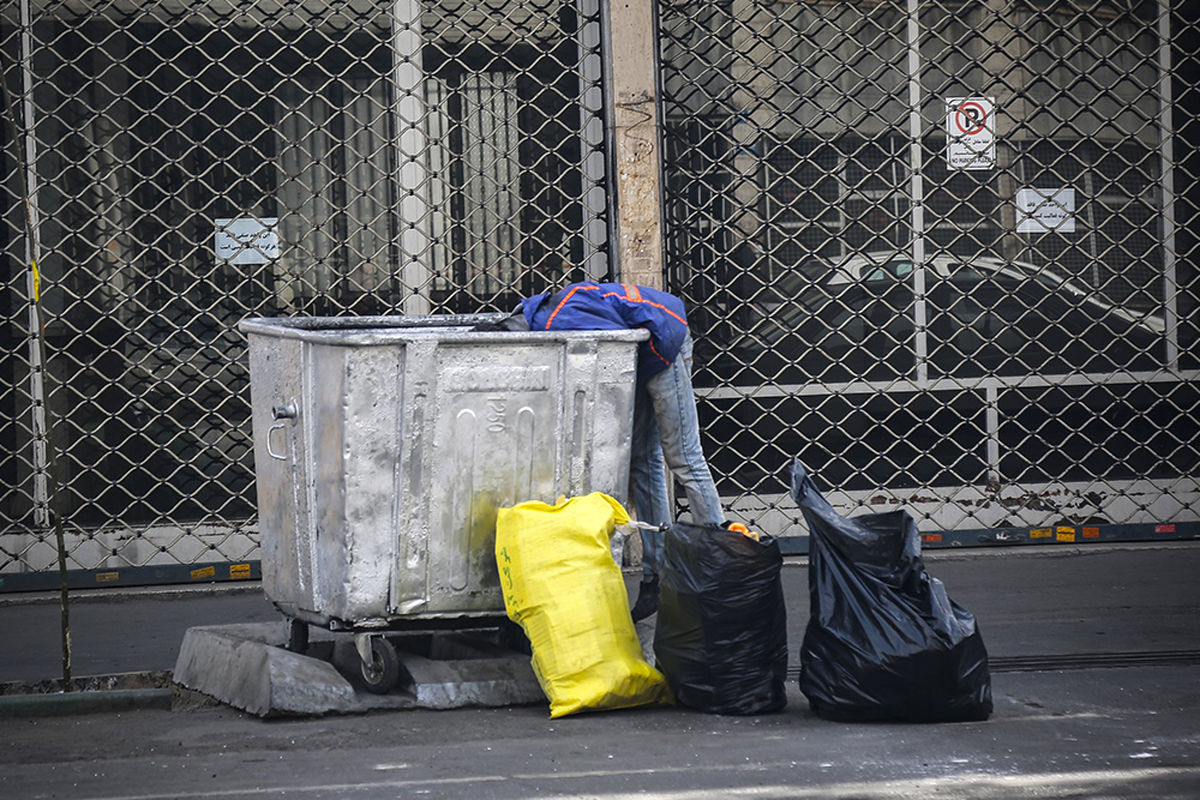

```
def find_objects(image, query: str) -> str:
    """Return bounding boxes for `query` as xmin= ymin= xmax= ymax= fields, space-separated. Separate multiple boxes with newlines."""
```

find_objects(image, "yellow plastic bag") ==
xmin=496 ymin=492 xmax=672 ymax=718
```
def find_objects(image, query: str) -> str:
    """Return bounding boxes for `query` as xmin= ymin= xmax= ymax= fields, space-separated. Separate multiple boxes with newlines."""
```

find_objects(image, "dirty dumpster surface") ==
xmin=240 ymin=314 xmax=646 ymax=631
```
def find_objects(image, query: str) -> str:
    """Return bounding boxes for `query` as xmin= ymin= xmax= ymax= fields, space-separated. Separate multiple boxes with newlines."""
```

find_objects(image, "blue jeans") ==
xmin=629 ymin=333 xmax=724 ymax=579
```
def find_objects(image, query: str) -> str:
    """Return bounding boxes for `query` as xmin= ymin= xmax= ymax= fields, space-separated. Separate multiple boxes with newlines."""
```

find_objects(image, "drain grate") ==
xmin=988 ymin=649 xmax=1200 ymax=673
xmin=785 ymin=650 xmax=1200 ymax=680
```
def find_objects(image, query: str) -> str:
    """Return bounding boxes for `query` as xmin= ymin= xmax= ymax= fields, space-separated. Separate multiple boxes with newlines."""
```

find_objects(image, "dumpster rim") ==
xmin=239 ymin=314 xmax=650 ymax=346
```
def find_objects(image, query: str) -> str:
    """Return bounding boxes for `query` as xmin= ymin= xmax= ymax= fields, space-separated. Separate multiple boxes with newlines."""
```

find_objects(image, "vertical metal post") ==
xmin=1157 ymin=0 xmax=1179 ymax=370
xmin=729 ymin=0 xmax=766 ymax=272
xmin=10 ymin=0 xmax=70 ymax=687
xmin=906 ymin=0 xmax=928 ymax=387
xmin=394 ymin=0 xmax=431 ymax=314
xmin=603 ymin=0 xmax=666 ymax=289
xmin=19 ymin=0 xmax=50 ymax=529
xmin=984 ymin=382 xmax=1001 ymax=486
xmin=577 ymin=0 xmax=608 ymax=281
xmin=1084 ymin=168 xmax=1100 ymax=287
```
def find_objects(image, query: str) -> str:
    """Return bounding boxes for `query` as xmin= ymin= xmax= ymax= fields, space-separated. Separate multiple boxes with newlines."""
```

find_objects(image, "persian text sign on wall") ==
xmin=1016 ymin=188 xmax=1076 ymax=234
xmin=215 ymin=217 xmax=280 ymax=264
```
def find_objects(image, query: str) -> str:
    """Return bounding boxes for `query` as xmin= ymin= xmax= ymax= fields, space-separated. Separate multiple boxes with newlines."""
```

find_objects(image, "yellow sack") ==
xmin=496 ymin=492 xmax=672 ymax=718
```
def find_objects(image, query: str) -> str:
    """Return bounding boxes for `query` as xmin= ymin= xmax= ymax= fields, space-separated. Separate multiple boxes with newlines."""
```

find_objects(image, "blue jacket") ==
xmin=521 ymin=283 xmax=689 ymax=381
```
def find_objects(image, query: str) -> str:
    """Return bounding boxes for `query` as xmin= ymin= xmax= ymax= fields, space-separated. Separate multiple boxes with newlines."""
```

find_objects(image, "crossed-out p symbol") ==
xmin=955 ymin=101 xmax=988 ymax=136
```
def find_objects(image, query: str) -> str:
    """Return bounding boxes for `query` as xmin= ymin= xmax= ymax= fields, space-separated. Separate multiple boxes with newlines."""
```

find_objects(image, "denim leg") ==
xmin=629 ymin=382 xmax=670 ymax=578
xmin=643 ymin=333 xmax=724 ymax=526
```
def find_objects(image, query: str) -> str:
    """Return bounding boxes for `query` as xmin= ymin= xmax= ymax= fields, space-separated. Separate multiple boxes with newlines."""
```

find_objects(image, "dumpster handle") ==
xmin=266 ymin=401 xmax=297 ymax=460
xmin=266 ymin=422 xmax=289 ymax=460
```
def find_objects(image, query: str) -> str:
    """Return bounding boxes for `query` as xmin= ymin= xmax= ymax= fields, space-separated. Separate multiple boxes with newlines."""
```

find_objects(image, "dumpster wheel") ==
xmin=357 ymin=635 xmax=400 ymax=694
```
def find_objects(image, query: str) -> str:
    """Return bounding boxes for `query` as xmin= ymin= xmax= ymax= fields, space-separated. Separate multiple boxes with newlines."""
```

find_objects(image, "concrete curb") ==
xmin=0 ymin=581 xmax=268 ymax=608
xmin=0 ymin=687 xmax=172 ymax=717
xmin=0 ymin=669 xmax=177 ymax=718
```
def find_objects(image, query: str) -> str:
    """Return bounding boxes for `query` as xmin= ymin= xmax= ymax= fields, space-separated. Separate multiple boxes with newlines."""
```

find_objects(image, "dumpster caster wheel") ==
xmin=358 ymin=636 xmax=400 ymax=694
xmin=285 ymin=619 xmax=309 ymax=653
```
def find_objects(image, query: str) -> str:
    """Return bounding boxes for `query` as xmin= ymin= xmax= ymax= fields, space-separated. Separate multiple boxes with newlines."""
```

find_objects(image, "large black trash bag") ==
xmin=653 ymin=521 xmax=788 ymax=715
xmin=791 ymin=459 xmax=992 ymax=722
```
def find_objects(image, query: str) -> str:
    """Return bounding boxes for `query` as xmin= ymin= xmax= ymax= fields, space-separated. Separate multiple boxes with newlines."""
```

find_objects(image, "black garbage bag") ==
xmin=653 ymin=521 xmax=788 ymax=715
xmin=470 ymin=306 xmax=530 ymax=332
xmin=791 ymin=459 xmax=992 ymax=722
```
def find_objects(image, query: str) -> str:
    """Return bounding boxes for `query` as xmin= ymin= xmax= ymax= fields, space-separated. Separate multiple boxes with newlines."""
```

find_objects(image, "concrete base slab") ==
xmin=330 ymin=634 xmax=546 ymax=711
xmin=173 ymin=623 xmax=543 ymax=718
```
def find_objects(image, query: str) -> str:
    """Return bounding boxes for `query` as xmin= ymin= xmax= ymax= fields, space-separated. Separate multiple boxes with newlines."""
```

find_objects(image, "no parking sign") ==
xmin=946 ymin=97 xmax=995 ymax=170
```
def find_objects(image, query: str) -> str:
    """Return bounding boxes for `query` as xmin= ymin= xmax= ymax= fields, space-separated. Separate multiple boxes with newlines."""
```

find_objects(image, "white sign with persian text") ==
xmin=214 ymin=217 xmax=280 ymax=264
xmin=1016 ymin=188 xmax=1076 ymax=234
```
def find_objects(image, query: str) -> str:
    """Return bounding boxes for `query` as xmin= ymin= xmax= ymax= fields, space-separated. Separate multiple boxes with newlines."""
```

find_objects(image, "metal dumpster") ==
xmin=239 ymin=314 xmax=645 ymax=690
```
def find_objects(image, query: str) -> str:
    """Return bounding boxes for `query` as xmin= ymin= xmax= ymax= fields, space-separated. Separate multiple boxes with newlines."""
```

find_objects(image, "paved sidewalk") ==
xmin=2 ymin=541 xmax=1198 ymax=800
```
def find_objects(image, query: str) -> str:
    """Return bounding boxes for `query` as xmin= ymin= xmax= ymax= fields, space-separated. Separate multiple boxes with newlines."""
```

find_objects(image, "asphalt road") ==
xmin=3 ymin=544 xmax=1197 ymax=682
xmin=1 ymin=666 xmax=1198 ymax=799
xmin=1 ymin=543 xmax=1198 ymax=799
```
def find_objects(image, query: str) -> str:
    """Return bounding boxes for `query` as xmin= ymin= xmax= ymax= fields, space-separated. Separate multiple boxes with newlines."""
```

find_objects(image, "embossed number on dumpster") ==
xmin=487 ymin=397 xmax=506 ymax=433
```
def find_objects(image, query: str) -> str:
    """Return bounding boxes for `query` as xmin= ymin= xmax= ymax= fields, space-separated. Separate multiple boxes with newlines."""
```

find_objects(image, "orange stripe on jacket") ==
xmin=647 ymin=339 xmax=669 ymax=368
xmin=544 ymin=284 xmax=599 ymax=329
xmin=597 ymin=289 xmax=688 ymax=328
xmin=546 ymin=284 xmax=688 ymax=346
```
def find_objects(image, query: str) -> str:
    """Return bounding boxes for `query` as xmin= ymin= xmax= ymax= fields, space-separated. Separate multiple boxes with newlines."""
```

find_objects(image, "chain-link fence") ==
xmin=1 ymin=0 xmax=610 ymax=578
xmin=662 ymin=0 xmax=1198 ymax=538
xmin=3 ymin=0 xmax=1197 ymax=583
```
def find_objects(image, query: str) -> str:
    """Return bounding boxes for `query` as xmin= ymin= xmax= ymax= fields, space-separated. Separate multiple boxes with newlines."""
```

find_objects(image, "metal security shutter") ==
xmin=659 ymin=1 xmax=1198 ymax=540
xmin=0 ymin=0 xmax=610 ymax=581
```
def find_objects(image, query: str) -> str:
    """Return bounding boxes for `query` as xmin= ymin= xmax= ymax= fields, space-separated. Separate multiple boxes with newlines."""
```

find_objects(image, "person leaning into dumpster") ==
xmin=516 ymin=282 xmax=726 ymax=621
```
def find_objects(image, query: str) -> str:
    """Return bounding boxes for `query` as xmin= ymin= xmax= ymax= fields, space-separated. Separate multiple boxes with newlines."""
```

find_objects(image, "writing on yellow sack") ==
xmin=496 ymin=492 xmax=672 ymax=718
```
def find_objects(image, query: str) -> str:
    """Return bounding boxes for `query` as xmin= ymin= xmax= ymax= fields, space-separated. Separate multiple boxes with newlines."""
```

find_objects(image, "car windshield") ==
xmin=850 ymin=256 xmax=1074 ymax=295
xmin=858 ymin=261 xmax=914 ymax=282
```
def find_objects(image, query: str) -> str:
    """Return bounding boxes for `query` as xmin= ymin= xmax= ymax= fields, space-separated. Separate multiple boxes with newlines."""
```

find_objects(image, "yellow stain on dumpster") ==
xmin=95 ymin=572 xmax=119 ymax=583
xmin=190 ymin=566 xmax=216 ymax=580
xmin=230 ymin=563 xmax=252 ymax=579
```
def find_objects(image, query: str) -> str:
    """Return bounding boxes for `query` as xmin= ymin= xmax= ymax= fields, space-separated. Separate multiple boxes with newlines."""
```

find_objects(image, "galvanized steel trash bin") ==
xmin=239 ymin=314 xmax=645 ymax=689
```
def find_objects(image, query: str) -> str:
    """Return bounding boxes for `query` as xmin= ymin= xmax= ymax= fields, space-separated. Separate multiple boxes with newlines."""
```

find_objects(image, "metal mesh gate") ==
xmin=3 ymin=0 xmax=1197 ymax=583
xmin=1 ymin=0 xmax=610 ymax=579
xmin=660 ymin=1 xmax=1199 ymax=539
